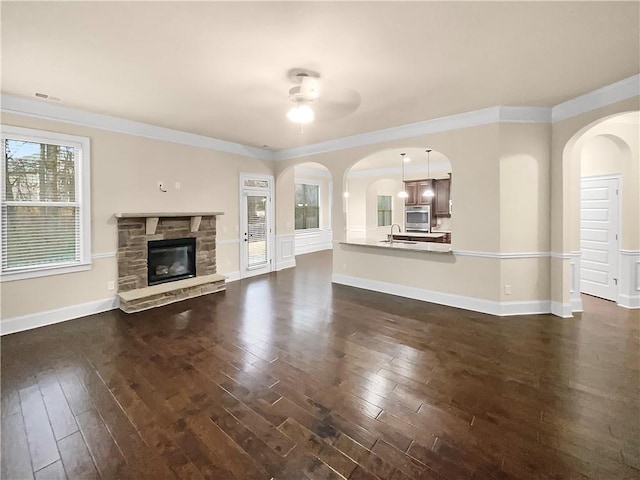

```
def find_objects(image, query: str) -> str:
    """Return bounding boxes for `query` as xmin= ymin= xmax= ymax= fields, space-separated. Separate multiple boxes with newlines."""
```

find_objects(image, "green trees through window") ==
xmin=295 ymin=183 xmax=319 ymax=230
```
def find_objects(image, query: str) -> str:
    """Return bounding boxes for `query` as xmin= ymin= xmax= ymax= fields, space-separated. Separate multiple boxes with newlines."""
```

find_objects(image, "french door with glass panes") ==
xmin=240 ymin=175 xmax=274 ymax=278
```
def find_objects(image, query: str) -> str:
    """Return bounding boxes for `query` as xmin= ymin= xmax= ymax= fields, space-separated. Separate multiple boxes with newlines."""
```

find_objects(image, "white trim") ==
xmin=550 ymin=251 xmax=582 ymax=259
xmin=275 ymin=106 xmax=514 ymax=160
xmin=620 ymin=249 xmax=640 ymax=256
xmin=552 ymin=74 xmax=640 ymax=123
xmin=618 ymin=294 xmax=640 ymax=309
xmin=1 ymin=94 xmax=272 ymax=160
xmin=332 ymin=273 xmax=554 ymax=317
xmin=275 ymin=233 xmax=296 ymax=271
xmin=571 ymin=293 xmax=584 ymax=313
xmin=0 ymin=262 xmax=92 ymax=282
xmin=239 ymin=173 xmax=275 ymax=279
xmin=1 ymin=296 xmax=119 ymax=336
xmin=1 ymin=125 xmax=92 ymax=280
xmin=222 ymin=271 xmax=241 ymax=283
xmin=92 ymin=252 xmax=116 ymax=260
xmin=295 ymin=228 xmax=333 ymax=256
xmin=551 ymin=301 xmax=574 ymax=318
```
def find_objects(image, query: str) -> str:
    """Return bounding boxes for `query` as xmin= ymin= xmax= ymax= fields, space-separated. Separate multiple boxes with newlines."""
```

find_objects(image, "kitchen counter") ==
xmin=340 ymin=238 xmax=452 ymax=253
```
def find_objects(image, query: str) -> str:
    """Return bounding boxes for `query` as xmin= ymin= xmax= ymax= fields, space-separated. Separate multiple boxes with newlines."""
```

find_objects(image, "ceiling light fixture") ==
xmin=286 ymin=103 xmax=314 ymax=125
xmin=398 ymin=153 xmax=409 ymax=198
xmin=423 ymin=148 xmax=435 ymax=198
xmin=287 ymin=72 xmax=320 ymax=133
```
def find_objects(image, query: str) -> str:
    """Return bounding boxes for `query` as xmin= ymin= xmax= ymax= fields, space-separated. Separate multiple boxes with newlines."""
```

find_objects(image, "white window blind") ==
xmin=1 ymin=126 xmax=91 ymax=279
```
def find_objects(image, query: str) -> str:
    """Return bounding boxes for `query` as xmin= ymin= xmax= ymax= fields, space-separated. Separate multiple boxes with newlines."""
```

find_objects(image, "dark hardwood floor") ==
xmin=2 ymin=250 xmax=639 ymax=480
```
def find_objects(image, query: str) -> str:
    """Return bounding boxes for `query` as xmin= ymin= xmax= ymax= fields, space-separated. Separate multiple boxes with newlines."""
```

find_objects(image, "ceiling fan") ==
xmin=285 ymin=68 xmax=361 ymax=129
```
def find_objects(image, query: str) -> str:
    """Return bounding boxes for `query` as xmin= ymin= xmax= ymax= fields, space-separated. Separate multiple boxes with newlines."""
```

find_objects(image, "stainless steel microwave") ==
xmin=405 ymin=206 xmax=431 ymax=232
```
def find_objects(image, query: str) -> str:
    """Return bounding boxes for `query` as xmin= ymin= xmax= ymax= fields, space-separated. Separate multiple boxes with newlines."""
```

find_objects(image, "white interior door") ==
xmin=240 ymin=175 xmax=273 ymax=278
xmin=580 ymin=176 xmax=619 ymax=301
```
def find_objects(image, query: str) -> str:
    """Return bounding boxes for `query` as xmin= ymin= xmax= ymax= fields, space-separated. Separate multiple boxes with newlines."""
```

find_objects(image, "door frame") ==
xmin=239 ymin=173 xmax=275 ymax=279
xmin=579 ymin=173 xmax=621 ymax=303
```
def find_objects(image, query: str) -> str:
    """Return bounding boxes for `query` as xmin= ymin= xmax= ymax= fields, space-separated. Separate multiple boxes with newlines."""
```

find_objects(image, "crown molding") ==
xmin=0 ymin=94 xmax=274 ymax=161
xmin=2 ymin=74 xmax=637 ymax=162
xmin=551 ymin=74 xmax=640 ymax=123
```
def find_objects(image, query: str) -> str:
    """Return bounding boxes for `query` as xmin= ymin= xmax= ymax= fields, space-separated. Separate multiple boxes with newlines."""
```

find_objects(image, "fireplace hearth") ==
xmin=147 ymin=237 xmax=196 ymax=285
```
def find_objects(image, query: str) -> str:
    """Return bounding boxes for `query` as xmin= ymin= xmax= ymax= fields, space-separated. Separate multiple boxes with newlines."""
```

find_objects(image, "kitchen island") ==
xmin=340 ymin=238 xmax=452 ymax=253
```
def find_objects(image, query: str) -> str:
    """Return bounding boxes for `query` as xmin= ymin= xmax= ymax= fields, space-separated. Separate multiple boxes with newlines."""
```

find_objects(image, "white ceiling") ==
xmin=2 ymin=2 xmax=639 ymax=151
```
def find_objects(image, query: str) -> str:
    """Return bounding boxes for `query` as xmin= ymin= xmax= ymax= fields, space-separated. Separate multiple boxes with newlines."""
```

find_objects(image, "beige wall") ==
xmin=1 ymin=113 xmax=273 ymax=320
xmin=275 ymin=167 xmax=294 ymax=235
xmin=499 ymin=123 xmax=552 ymax=253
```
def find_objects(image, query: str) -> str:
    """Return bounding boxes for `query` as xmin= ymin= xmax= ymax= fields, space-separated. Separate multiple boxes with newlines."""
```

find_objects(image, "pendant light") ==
xmin=398 ymin=153 xmax=409 ymax=198
xmin=422 ymin=149 xmax=435 ymax=198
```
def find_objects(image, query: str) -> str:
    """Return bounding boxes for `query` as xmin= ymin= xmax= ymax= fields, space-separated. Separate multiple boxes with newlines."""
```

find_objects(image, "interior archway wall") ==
xmin=551 ymin=96 xmax=640 ymax=313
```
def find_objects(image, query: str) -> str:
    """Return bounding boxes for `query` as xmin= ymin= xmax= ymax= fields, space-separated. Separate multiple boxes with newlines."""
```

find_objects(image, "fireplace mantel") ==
xmin=115 ymin=212 xmax=224 ymax=234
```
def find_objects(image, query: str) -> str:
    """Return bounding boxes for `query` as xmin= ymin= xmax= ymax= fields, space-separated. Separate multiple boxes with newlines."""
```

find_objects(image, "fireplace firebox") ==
xmin=147 ymin=237 xmax=196 ymax=286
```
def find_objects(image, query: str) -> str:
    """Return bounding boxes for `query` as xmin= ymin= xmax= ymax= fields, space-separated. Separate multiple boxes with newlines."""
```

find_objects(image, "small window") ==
xmin=377 ymin=195 xmax=392 ymax=226
xmin=295 ymin=183 xmax=319 ymax=230
xmin=1 ymin=126 xmax=91 ymax=281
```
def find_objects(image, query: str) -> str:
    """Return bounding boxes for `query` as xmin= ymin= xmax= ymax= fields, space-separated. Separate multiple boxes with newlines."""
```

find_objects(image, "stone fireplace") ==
xmin=115 ymin=212 xmax=225 ymax=313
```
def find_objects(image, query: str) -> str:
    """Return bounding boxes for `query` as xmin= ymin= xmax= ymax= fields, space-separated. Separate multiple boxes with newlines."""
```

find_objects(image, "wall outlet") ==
xmin=175 ymin=181 xmax=181 ymax=189
xmin=504 ymin=284 xmax=512 ymax=295
xmin=107 ymin=280 xmax=115 ymax=291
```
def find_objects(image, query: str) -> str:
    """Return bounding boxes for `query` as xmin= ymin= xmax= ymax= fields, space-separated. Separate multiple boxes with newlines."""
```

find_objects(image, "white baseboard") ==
xmin=618 ymin=293 xmax=640 ymax=309
xmin=571 ymin=297 xmax=584 ymax=313
xmin=332 ymin=274 xmax=554 ymax=317
xmin=275 ymin=259 xmax=296 ymax=271
xmin=222 ymin=271 xmax=241 ymax=282
xmin=1 ymin=297 xmax=119 ymax=336
xmin=551 ymin=301 xmax=574 ymax=318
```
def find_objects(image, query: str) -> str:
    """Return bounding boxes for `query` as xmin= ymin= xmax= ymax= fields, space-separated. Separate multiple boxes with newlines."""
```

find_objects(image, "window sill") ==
xmin=1 ymin=262 xmax=92 ymax=282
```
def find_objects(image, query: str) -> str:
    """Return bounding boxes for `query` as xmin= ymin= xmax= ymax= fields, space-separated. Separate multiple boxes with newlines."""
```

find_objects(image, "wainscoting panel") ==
xmin=619 ymin=250 xmax=640 ymax=308
xmin=295 ymin=228 xmax=333 ymax=256
xmin=276 ymin=234 xmax=296 ymax=271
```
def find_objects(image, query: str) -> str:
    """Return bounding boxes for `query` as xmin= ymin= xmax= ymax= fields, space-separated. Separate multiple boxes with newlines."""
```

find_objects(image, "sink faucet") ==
xmin=388 ymin=224 xmax=402 ymax=242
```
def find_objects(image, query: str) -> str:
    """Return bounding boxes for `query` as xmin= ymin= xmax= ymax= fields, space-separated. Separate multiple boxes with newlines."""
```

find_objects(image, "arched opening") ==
xmin=562 ymin=111 xmax=639 ymax=311
xmin=344 ymin=147 xmax=453 ymax=243
xmin=293 ymin=162 xmax=334 ymax=255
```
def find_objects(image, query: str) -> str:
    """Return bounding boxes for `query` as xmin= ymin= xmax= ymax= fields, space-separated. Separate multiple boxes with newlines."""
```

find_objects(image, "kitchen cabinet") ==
xmin=404 ymin=182 xmax=418 ymax=205
xmin=435 ymin=178 xmax=451 ymax=216
xmin=404 ymin=180 xmax=433 ymax=206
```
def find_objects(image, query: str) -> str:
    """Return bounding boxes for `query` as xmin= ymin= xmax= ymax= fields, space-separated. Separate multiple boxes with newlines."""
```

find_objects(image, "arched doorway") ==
xmin=562 ymin=111 xmax=639 ymax=310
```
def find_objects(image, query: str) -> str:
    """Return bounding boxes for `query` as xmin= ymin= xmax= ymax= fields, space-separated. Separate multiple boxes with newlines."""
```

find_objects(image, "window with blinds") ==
xmin=295 ymin=183 xmax=319 ymax=230
xmin=1 ymin=126 xmax=91 ymax=279
xmin=377 ymin=195 xmax=392 ymax=226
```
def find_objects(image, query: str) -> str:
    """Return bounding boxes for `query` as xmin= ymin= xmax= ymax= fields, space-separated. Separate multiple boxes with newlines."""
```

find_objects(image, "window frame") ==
xmin=376 ymin=195 xmax=393 ymax=227
xmin=1 ymin=125 xmax=91 ymax=282
xmin=294 ymin=180 xmax=321 ymax=231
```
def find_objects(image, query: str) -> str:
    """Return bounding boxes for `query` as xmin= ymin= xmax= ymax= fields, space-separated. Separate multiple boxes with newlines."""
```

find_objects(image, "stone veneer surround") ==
xmin=116 ymin=214 xmax=224 ymax=312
